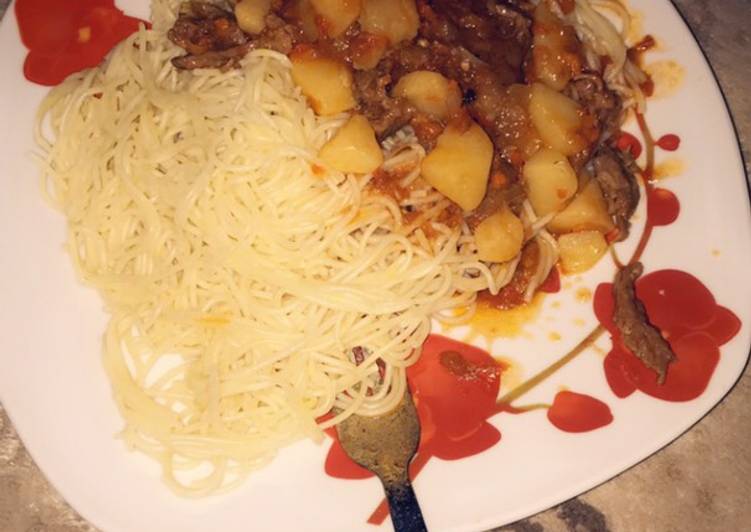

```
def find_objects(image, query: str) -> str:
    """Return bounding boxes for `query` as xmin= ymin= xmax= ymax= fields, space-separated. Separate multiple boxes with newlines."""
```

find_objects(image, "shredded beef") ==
xmin=251 ymin=13 xmax=301 ymax=55
xmin=612 ymin=262 xmax=675 ymax=383
xmin=168 ymin=2 xmax=250 ymax=70
xmin=169 ymin=2 xmax=299 ymax=70
xmin=565 ymin=72 xmax=623 ymax=144
xmin=169 ymin=0 xmax=537 ymax=173
xmin=165 ymin=1 xmax=645 ymax=307
xmin=421 ymin=0 xmax=532 ymax=80
xmin=413 ymin=0 xmax=534 ymax=155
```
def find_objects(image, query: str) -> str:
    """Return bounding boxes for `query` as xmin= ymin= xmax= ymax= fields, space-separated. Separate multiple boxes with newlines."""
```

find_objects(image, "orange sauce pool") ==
xmin=464 ymin=294 xmax=545 ymax=340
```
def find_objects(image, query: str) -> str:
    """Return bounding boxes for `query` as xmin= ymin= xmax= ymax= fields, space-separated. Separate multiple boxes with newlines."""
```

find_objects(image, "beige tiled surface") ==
xmin=1 ymin=1 xmax=749 ymax=531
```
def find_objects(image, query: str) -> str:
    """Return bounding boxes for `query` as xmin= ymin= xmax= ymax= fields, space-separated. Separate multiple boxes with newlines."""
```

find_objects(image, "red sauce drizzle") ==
xmin=15 ymin=0 xmax=146 ymax=86
xmin=546 ymin=391 xmax=613 ymax=432
xmin=629 ymin=114 xmax=681 ymax=263
xmin=656 ymin=134 xmax=681 ymax=151
xmin=635 ymin=113 xmax=655 ymax=180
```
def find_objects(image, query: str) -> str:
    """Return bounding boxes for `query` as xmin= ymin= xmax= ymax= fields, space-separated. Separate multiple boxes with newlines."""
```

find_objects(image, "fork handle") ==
xmin=383 ymin=479 xmax=428 ymax=532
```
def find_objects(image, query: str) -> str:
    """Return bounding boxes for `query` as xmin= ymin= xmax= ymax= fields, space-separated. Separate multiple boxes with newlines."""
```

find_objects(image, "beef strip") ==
xmin=588 ymin=146 xmax=640 ymax=240
xmin=356 ymin=50 xmax=532 ymax=184
xmin=172 ymin=43 xmax=253 ymax=70
xmin=612 ymin=262 xmax=675 ymax=383
xmin=567 ymin=72 xmax=638 ymax=240
xmin=351 ymin=346 xmax=386 ymax=388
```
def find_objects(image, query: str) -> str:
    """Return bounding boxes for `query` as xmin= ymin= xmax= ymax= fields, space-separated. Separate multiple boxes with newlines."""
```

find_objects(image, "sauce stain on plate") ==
xmin=644 ymin=60 xmax=686 ymax=98
xmin=576 ymin=287 xmax=593 ymax=303
xmin=464 ymin=295 xmax=544 ymax=340
xmin=653 ymin=157 xmax=685 ymax=180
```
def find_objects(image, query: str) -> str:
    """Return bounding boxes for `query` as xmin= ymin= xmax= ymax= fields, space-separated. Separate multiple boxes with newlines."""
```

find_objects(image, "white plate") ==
xmin=0 ymin=1 xmax=749 ymax=531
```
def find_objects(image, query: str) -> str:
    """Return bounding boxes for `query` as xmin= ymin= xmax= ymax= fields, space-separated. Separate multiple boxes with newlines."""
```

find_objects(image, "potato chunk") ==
xmin=350 ymin=32 xmax=390 ymax=70
xmin=290 ymin=52 xmax=356 ymax=116
xmin=558 ymin=230 xmax=608 ymax=273
xmin=234 ymin=0 xmax=272 ymax=35
xmin=421 ymin=120 xmax=493 ymax=211
xmin=360 ymin=0 xmax=419 ymax=45
xmin=393 ymin=71 xmax=462 ymax=120
xmin=547 ymin=179 xmax=615 ymax=234
xmin=529 ymin=83 xmax=586 ymax=155
xmin=318 ymin=114 xmax=383 ymax=174
xmin=311 ymin=0 xmax=361 ymax=38
xmin=523 ymin=148 xmax=578 ymax=216
xmin=474 ymin=208 xmax=525 ymax=263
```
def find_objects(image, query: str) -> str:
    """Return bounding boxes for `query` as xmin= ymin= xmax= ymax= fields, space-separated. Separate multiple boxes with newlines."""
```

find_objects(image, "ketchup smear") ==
xmin=16 ymin=0 xmax=146 ymax=86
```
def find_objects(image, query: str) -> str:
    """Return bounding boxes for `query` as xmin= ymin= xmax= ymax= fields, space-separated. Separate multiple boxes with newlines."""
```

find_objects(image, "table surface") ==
xmin=1 ymin=1 xmax=749 ymax=531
